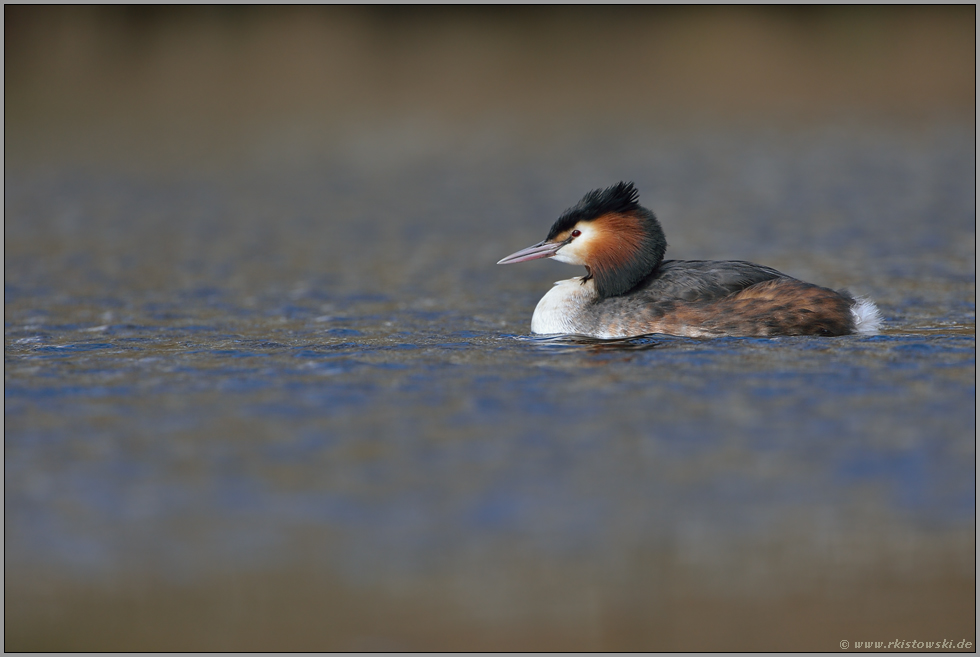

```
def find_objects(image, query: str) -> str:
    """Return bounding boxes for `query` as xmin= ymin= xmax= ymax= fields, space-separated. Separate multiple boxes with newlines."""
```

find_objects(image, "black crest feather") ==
xmin=546 ymin=181 xmax=642 ymax=241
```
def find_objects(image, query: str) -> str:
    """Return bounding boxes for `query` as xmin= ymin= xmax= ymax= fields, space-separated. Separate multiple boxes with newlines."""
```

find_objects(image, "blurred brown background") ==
xmin=5 ymin=5 xmax=975 ymax=167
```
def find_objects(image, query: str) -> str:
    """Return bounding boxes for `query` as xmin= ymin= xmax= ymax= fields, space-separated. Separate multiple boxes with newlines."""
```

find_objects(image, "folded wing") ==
xmin=638 ymin=260 xmax=788 ymax=301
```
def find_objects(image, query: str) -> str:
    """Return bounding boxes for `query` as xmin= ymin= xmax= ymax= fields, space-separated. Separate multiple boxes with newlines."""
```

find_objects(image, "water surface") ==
xmin=5 ymin=124 xmax=975 ymax=650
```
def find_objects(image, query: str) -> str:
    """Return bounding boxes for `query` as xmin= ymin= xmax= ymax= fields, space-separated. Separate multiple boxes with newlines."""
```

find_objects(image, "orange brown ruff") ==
xmin=498 ymin=182 xmax=882 ymax=338
xmin=576 ymin=212 xmax=654 ymax=297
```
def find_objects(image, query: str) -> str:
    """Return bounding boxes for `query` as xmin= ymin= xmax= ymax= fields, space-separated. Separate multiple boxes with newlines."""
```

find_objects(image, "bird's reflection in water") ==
xmin=517 ymin=332 xmax=669 ymax=353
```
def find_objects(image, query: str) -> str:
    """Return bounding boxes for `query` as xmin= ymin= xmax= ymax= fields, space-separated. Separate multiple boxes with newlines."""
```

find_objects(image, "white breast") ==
xmin=530 ymin=277 xmax=597 ymax=335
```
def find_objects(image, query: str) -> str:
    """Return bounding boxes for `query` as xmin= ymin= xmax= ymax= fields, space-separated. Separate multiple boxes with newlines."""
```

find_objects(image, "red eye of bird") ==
xmin=571 ymin=230 xmax=581 ymax=237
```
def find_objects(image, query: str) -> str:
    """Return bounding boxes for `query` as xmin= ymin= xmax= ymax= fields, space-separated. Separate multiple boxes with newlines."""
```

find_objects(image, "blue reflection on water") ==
xmin=4 ymin=126 xmax=976 ymax=586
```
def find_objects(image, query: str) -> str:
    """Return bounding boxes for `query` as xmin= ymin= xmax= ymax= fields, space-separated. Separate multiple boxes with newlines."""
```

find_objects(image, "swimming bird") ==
xmin=497 ymin=182 xmax=881 ymax=338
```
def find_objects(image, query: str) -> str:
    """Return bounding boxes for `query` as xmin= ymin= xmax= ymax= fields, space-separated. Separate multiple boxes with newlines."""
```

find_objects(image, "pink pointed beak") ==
xmin=497 ymin=240 xmax=564 ymax=265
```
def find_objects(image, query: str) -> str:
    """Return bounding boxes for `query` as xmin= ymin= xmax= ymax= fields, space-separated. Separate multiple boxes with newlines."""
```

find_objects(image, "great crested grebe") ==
xmin=497 ymin=182 xmax=881 ymax=338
